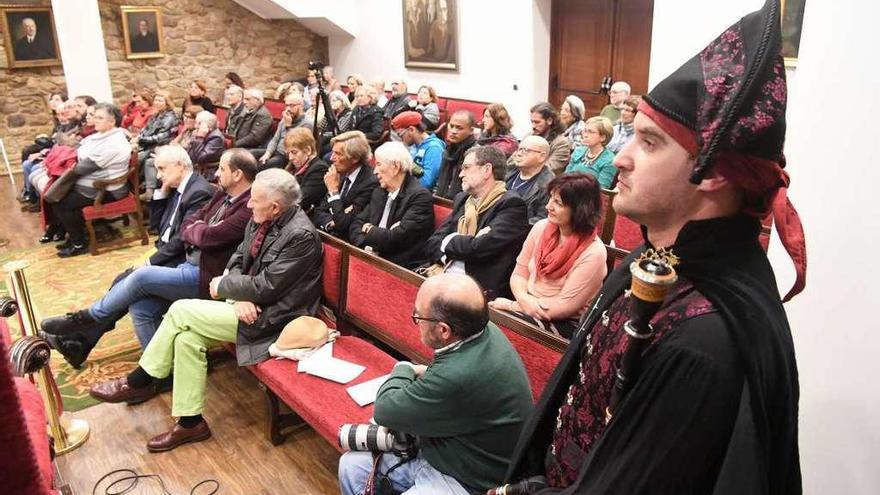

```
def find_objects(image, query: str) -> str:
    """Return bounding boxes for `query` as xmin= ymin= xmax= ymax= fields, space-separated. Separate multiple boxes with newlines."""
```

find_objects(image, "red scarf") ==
xmin=534 ymin=222 xmax=595 ymax=279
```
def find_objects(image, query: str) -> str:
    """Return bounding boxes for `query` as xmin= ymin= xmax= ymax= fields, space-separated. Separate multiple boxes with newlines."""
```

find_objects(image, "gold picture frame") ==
xmin=1 ymin=4 xmax=62 ymax=69
xmin=781 ymin=0 xmax=806 ymax=68
xmin=402 ymin=0 xmax=459 ymax=71
xmin=120 ymin=5 xmax=164 ymax=60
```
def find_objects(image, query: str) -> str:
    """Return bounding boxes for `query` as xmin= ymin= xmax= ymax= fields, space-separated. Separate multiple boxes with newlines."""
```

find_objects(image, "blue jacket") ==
xmin=412 ymin=133 xmax=446 ymax=190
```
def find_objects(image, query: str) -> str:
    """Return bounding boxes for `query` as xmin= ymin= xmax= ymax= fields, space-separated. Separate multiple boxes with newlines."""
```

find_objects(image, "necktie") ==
xmin=340 ymin=176 xmax=351 ymax=199
xmin=208 ymin=198 xmax=231 ymax=226
xmin=161 ymin=191 xmax=183 ymax=243
xmin=378 ymin=195 xmax=394 ymax=228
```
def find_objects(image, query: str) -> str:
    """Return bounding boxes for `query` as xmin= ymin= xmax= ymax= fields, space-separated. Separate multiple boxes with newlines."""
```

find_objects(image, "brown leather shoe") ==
xmin=89 ymin=377 xmax=159 ymax=405
xmin=147 ymin=420 xmax=212 ymax=453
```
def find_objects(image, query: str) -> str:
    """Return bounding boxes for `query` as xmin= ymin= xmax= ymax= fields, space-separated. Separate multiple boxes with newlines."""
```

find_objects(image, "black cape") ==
xmin=506 ymin=215 xmax=801 ymax=494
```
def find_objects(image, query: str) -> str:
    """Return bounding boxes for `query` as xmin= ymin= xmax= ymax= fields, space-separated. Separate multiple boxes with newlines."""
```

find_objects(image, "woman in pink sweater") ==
xmin=489 ymin=173 xmax=607 ymax=338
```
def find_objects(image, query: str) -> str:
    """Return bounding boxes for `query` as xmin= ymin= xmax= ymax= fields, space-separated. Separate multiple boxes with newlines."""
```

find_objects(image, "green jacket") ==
xmin=374 ymin=323 xmax=534 ymax=491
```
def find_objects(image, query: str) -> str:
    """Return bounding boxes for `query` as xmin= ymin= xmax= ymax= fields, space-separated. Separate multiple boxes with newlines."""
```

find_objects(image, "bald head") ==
xmin=515 ymin=135 xmax=550 ymax=171
xmin=417 ymin=274 xmax=488 ymax=340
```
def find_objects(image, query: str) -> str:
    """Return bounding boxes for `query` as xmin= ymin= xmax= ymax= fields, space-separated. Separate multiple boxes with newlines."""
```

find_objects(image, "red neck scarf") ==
xmin=534 ymin=222 xmax=595 ymax=279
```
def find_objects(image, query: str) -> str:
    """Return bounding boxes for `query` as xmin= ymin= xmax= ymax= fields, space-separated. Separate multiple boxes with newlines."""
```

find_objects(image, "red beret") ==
xmin=391 ymin=111 xmax=423 ymax=130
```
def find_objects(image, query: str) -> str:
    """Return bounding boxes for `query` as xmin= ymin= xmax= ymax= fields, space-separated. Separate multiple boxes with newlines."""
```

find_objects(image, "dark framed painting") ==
xmin=1 ymin=5 xmax=61 ymax=69
xmin=120 ymin=6 xmax=164 ymax=60
xmin=402 ymin=0 xmax=458 ymax=70
xmin=781 ymin=0 xmax=806 ymax=67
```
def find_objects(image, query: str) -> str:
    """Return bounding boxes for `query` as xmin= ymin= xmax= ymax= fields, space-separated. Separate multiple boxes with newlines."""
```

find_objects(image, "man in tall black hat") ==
xmin=500 ymin=1 xmax=806 ymax=493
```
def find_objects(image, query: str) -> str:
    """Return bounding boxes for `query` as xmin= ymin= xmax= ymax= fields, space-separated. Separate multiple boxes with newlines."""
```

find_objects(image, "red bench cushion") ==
xmin=322 ymin=241 xmax=343 ymax=309
xmin=82 ymin=193 xmax=138 ymax=220
xmin=497 ymin=325 xmax=563 ymax=400
xmin=613 ymin=215 xmax=643 ymax=251
xmin=432 ymin=203 xmax=452 ymax=231
xmin=264 ymin=99 xmax=286 ymax=120
xmin=247 ymin=335 xmax=397 ymax=450
xmin=445 ymin=99 xmax=488 ymax=124
xmin=345 ymin=256 xmax=433 ymax=361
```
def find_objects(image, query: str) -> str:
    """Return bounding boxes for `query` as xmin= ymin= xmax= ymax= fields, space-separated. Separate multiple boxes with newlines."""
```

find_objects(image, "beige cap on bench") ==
xmin=275 ymin=316 xmax=331 ymax=350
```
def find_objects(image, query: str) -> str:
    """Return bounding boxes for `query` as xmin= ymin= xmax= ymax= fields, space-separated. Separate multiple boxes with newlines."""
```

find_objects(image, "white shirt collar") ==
xmin=176 ymin=171 xmax=193 ymax=195
xmin=434 ymin=329 xmax=485 ymax=355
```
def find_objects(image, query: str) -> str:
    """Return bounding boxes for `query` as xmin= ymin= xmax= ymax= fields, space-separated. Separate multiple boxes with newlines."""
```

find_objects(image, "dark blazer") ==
xmin=130 ymin=31 xmax=159 ymax=53
xmin=384 ymin=95 xmax=412 ymax=119
xmin=138 ymin=110 xmax=180 ymax=148
xmin=180 ymin=188 xmax=253 ymax=297
xmin=218 ymin=207 xmax=323 ymax=366
xmin=14 ymin=34 xmax=55 ymax=60
xmin=311 ymin=164 xmax=379 ymax=240
xmin=505 ymin=166 xmax=554 ymax=225
xmin=233 ymin=105 xmax=273 ymax=149
xmin=349 ymin=174 xmax=434 ymax=269
xmin=424 ymin=190 xmax=529 ymax=299
xmin=288 ymin=156 xmax=329 ymax=215
xmin=225 ymin=103 xmax=245 ymax=136
xmin=351 ymin=105 xmax=385 ymax=141
xmin=187 ymin=128 xmax=226 ymax=165
xmin=149 ymin=172 xmax=215 ymax=267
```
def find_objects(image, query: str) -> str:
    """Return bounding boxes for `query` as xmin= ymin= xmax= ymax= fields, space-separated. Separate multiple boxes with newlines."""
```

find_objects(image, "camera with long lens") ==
xmin=308 ymin=60 xmax=326 ymax=72
xmin=338 ymin=424 xmax=417 ymax=459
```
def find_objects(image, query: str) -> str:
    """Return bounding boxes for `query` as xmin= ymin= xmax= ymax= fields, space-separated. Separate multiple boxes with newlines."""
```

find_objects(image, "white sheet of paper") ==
xmin=346 ymin=374 xmax=391 ymax=407
xmin=297 ymin=342 xmax=334 ymax=373
xmin=305 ymin=356 xmax=366 ymax=384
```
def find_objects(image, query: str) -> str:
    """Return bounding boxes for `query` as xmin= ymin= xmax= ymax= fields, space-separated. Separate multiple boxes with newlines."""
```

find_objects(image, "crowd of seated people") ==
xmin=19 ymin=70 xmax=640 ymax=473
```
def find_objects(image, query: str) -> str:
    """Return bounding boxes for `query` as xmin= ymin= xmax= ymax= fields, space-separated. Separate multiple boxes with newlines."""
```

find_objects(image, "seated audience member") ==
xmin=52 ymin=103 xmax=132 ymax=258
xmin=413 ymin=84 xmax=440 ymax=131
xmin=311 ymin=131 xmax=379 ymax=239
xmin=345 ymin=73 xmax=364 ymax=103
xmin=506 ymin=135 xmax=554 ymax=225
xmin=186 ymin=111 xmax=226 ymax=174
xmin=489 ymin=173 xmax=606 ymax=338
xmin=607 ymin=95 xmax=640 ymax=154
xmin=384 ymin=78 xmax=412 ymax=120
xmin=41 ymin=149 xmax=255 ymax=367
xmin=560 ymin=94 xmax=586 ymax=150
xmin=325 ymin=89 xmax=354 ymax=134
xmin=275 ymin=81 xmax=294 ymax=101
xmin=289 ymin=81 xmax=310 ymax=112
xmin=224 ymin=85 xmax=246 ymax=136
xmin=349 ymin=141 xmax=434 ymax=269
xmin=351 ymin=87 xmax=385 ymax=142
xmin=565 ymin=116 xmax=617 ymax=188
xmin=424 ymin=146 xmax=529 ymax=299
xmin=392 ymin=111 xmax=445 ymax=190
xmin=72 ymin=95 xmax=97 ymax=125
xmin=182 ymin=80 xmax=214 ymax=114
xmin=322 ymin=65 xmax=343 ymax=92
xmin=306 ymin=69 xmax=320 ymax=94
xmin=371 ymin=78 xmax=389 ymax=108
xmin=88 ymin=168 xmax=322 ymax=452
xmin=477 ymin=103 xmax=518 ymax=158
xmin=121 ymin=87 xmax=156 ymax=133
xmin=256 ymin=92 xmax=312 ymax=170
xmin=600 ymin=80 xmax=631 ymax=124
xmin=232 ymin=89 xmax=274 ymax=150
xmin=284 ymin=128 xmax=329 ymax=214
xmin=517 ymin=103 xmax=570 ymax=175
xmin=435 ymin=110 xmax=477 ymax=199
xmin=172 ymin=106 xmax=204 ymax=149
xmin=136 ymin=90 xmax=181 ymax=201
xmin=338 ymin=273 xmax=533 ymax=495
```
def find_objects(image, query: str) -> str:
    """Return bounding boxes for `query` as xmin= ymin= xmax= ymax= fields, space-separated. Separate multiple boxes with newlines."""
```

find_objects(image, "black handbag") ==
xmin=43 ymin=167 xmax=79 ymax=203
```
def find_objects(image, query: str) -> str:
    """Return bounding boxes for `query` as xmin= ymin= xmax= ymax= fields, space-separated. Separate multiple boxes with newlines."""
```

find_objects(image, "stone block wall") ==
xmin=0 ymin=0 xmax=328 ymax=171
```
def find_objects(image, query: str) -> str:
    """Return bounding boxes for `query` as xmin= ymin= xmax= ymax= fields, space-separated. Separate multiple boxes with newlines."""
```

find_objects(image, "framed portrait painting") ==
xmin=402 ymin=0 xmax=458 ymax=70
xmin=781 ymin=0 xmax=806 ymax=67
xmin=1 ymin=5 xmax=62 ymax=69
xmin=120 ymin=6 xmax=164 ymax=60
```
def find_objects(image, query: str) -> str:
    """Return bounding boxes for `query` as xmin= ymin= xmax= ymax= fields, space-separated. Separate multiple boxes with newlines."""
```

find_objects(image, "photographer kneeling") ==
xmin=338 ymin=273 xmax=534 ymax=494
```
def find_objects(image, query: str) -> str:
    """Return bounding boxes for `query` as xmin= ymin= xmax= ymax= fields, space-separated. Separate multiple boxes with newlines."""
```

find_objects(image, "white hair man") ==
xmin=89 ymin=167 xmax=323 ymax=453
xmin=233 ymin=88 xmax=273 ymax=150
xmin=600 ymin=80 xmax=632 ymax=124
xmin=224 ymin=84 xmax=245 ymax=135
xmin=189 ymin=111 xmax=226 ymax=166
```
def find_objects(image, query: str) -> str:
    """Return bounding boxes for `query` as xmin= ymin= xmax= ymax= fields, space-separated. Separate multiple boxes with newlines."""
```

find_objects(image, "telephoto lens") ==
xmin=338 ymin=424 xmax=398 ymax=452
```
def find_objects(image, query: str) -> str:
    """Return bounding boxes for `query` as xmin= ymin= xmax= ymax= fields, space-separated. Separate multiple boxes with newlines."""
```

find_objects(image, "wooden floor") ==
xmin=56 ymin=358 xmax=341 ymax=495
xmin=0 ymin=174 xmax=341 ymax=494
xmin=0 ymin=172 xmax=44 ymax=249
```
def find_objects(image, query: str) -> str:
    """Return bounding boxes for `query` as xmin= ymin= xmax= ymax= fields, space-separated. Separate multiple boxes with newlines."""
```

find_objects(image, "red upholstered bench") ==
xmin=215 ymin=106 xmax=228 ymax=132
xmin=432 ymin=196 xmax=453 ymax=231
xmin=490 ymin=311 xmax=566 ymax=400
xmin=445 ymin=98 xmax=488 ymax=123
xmin=264 ymin=98 xmax=286 ymax=120
xmin=613 ymin=214 xmax=643 ymax=251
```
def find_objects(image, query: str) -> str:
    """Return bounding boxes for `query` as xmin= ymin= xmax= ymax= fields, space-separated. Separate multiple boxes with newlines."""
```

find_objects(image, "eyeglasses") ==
xmin=411 ymin=310 xmax=441 ymax=326
xmin=516 ymin=147 xmax=543 ymax=154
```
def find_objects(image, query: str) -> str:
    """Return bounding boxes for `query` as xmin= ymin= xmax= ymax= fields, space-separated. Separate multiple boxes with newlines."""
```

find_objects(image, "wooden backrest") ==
xmin=605 ymin=244 xmax=630 ymax=276
xmin=320 ymin=234 xmax=346 ymax=311
xmin=599 ymin=188 xmax=617 ymax=244
xmin=432 ymin=196 xmax=454 ymax=231
xmin=215 ymin=105 xmax=229 ymax=132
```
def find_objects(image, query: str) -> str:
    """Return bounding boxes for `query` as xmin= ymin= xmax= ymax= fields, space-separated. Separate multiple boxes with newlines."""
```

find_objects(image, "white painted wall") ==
xmin=50 ymin=0 xmax=112 ymax=101
xmin=652 ymin=1 xmax=880 ymax=493
xmin=328 ymin=0 xmax=552 ymax=136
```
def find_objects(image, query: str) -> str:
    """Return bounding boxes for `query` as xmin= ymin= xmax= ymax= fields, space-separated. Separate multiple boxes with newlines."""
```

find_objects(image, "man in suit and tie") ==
xmin=130 ymin=19 xmax=160 ymax=53
xmin=13 ymin=17 xmax=56 ymax=61
xmin=311 ymin=131 xmax=379 ymax=240
xmin=40 ymin=145 xmax=234 ymax=369
xmin=349 ymin=141 xmax=434 ymax=269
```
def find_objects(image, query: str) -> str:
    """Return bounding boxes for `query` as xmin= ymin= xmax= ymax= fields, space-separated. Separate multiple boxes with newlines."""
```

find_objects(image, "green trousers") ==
xmin=139 ymin=298 xmax=238 ymax=417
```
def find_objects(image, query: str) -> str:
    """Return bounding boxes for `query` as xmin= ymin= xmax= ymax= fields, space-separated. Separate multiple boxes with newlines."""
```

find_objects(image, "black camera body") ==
xmin=308 ymin=60 xmax=326 ymax=72
xmin=338 ymin=424 xmax=418 ymax=459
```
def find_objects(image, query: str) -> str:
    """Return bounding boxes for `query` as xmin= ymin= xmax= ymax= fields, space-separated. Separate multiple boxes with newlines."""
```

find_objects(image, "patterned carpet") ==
xmin=1 ymin=240 xmax=154 ymax=412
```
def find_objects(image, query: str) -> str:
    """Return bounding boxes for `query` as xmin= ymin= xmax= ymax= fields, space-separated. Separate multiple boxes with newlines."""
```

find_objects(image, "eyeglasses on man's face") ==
xmin=411 ymin=309 xmax=441 ymax=326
